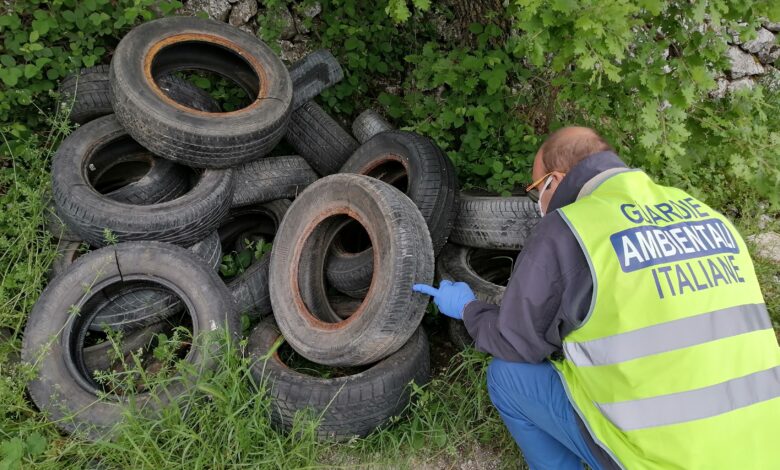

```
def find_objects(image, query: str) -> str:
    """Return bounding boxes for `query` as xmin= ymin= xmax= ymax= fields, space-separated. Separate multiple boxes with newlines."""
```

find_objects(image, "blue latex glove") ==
xmin=413 ymin=280 xmax=476 ymax=320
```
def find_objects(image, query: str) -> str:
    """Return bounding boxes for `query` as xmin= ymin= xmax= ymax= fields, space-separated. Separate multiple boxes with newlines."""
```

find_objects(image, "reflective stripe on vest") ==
xmin=564 ymin=303 xmax=771 ymax=367
xmin=554 ymin=169 xmax=780 ymax=469
xmin=597 ymin=365 xmax=780 ymax=431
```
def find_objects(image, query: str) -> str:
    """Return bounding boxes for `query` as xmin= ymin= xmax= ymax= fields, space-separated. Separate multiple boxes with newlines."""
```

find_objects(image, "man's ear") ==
xmin=550 ymin=170 xmax=567 ymax=188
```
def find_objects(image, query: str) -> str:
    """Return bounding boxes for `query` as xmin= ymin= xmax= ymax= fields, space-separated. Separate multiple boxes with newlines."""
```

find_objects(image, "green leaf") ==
xmin=638 ymin=0 xmax=664 ymax=16
xmin=0 ymin=55 xmax=15 ymax=68
xmin=344 ymin=36 xmax=364 ymax=51
xmin=61 ymin=10 xmax=76 ymax=22
xmin=385 ymin=0 xmax=411 ymax=23
xmin=492 ymin=160 xmax=504 ymax=173
xmin=551 ymin=0 xmax=577 ymax=14
xmin=32 ymin=18 xmax=51 ymax=35
xmin=236 ymin=250 xmax=252 ymax=269
xmin=0 ymin=438 xmax=24 ymax=466
xmin=0 ymin=67 xmax=23 ymax=86
xmin=29 ymin=31 xmax=39 ymax=43
xmin=412 ymin=0 xmax=431 ymax=12
xmin=24 ymin=433 xmax=46 ymax=457
xmin=23 ymin=64 xmax=37 ymax=79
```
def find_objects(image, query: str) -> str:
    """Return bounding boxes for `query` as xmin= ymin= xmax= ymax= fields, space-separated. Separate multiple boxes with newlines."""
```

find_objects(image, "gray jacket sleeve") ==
xmin=462 ymin=212 xmax=593 ymax=363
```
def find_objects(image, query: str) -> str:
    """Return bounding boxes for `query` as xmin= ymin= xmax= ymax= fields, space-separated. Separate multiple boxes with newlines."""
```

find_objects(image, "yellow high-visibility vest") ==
xmin=554 ymin=169 xmax=780 ymax=469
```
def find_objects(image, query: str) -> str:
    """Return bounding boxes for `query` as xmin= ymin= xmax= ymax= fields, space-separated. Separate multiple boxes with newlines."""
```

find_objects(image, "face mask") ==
xmin=537 ymin=175 xmax=554 ymax=217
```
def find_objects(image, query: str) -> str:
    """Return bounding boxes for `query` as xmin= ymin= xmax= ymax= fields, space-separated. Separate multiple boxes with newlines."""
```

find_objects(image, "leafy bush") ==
xmin=0 ymin=0 xmax=182 ymax=129
xmin=310 ymin=0 xmax=780 ymax=206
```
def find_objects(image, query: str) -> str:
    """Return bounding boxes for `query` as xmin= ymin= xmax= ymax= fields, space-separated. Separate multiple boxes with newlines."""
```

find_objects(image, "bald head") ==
xmin=539 ymin=126 xmax=613 ymax=173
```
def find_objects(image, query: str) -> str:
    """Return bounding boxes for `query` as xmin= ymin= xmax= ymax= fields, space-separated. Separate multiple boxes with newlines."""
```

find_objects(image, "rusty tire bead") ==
xmin=269 ymin=174 xmax=434 ymax=367
xmin=325 ymin=131 xmax=459 ymax=297
xmin=110 ymin=17 xmax=293 ymax=169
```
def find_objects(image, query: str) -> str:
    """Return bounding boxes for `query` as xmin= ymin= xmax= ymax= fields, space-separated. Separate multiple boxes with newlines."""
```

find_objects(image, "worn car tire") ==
xmin=59 ymin=65 xmax=114 ymax=124
xmin=22 ymin=241 xmax=238 ymax=440
xmin=49 ymin=230 xmax=220 ymax=280
xmin=437 ymin=243 xmax=519 ymax=349
xmin=285 ymin=101 xmax=359 ymax=176
xmin=89 ymin=231 xmax=222 ymax=332
xmin=52 ymin=115 xmax=233 ymax=247
xmin=270 ymin=174 xmax=434 ymax=366
xmin=450 ymin=194 xmax=539 ymax=250
xmin=48 ymin=232 xmax=221 ymax=331
xmin=351 ymin=109 xmax=393 ymax=144
xmin=326 ymin=131 xmax=458 ymax=297
xmin=288 ymin=50 xmax=343 ymax=110
xmin=221 ymin=200 xmax=290 ymax=319
xmin=110 ymin=17 xmax=292 ymax=168
xmin=44 ymin=196 xmax=81 ymax=241
xmin=231 ymin=156 xmax=317 ymax=208
xmin=247 ymin=318 xmax=430 ymax=441
xmin=60 ymin=65 xmax=221 ymax=124
xmin=437 ymin=243 xmax=518 ymax=305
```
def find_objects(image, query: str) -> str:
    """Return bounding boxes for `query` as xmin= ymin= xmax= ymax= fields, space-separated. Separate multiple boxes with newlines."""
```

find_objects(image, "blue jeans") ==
xmin=487 ymin=358 xmax=604 ymax=470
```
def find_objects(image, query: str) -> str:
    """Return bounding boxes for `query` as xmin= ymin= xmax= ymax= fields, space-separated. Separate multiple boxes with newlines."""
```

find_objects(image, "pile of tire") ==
xmin=23 ymin=16 xmax=539 ymax=442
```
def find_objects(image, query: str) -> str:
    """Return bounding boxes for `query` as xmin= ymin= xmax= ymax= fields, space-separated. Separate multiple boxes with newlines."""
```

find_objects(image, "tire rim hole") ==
xmin=299 ymin=213 xmax=374 ymax=325
xmin=69 ymin=280 xmax=195 ymax=397
xmin=150 ymin=40 xmax=260 ymax=112
xmin=85 ymin=136 xmax=153 ymax=194
xmin=277 ymin=339 xmax=370 ymax=377
xmin=468 ymin=249 xmax=521 ymax=286
xmin=218 ymin=208 xmax=279 ymax=279
xmin=365 ymin=159 xmax=409 ymax=193
xmin=331 ymin=219 xmax=371 ymax=255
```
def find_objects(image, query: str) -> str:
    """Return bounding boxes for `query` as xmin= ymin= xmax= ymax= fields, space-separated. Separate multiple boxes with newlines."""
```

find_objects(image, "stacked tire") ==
xmin=353 ymin=115 xmax=543 ymax=349
xmin=442 ymin=192 xmax=540 ymax=348
xmin=25 ymin=17 xmax=456 ymax=442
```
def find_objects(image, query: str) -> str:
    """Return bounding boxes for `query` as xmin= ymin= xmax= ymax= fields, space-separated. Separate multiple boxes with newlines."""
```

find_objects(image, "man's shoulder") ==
xmin=523 ymin=210 xmax=583 ymax=268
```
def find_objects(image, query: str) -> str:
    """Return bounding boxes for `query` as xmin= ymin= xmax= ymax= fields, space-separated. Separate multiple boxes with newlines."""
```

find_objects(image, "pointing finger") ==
xmin=413 ymin=284 xmax=439 ymax=296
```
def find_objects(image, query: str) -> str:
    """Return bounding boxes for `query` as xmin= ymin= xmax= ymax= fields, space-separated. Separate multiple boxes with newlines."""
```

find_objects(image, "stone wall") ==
xmin=714 ymin=21 xmax=780 ymax=97
xmin=178 ymin=0 xmax=319 ymax=62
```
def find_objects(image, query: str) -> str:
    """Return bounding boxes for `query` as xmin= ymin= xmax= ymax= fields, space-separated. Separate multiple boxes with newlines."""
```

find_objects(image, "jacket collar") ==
xmin=547 ymin=151 xmax=627 ymax=212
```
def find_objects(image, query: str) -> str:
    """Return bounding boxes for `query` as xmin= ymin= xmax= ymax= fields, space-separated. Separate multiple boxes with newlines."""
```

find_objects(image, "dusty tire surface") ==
xmin=288 ymin=50 xmax=343 ymax=110
xmin=351 ymin=109 xmax=393 ymax=144
xmin=231 ymin=156 xmax=317 ymax=208
xmin=60 ymin=65 xmax=221 ymax=124
xmin=52 ymin=115 xmax=233 ymax=247
xmin=285 ymin=101 xmax=359 ymax=176
xmin=89 ymin=231 xmax=223 ymax=332
xmin=450 ymin=194 xmax=539 ymax=249
xmin=44 ymin=196 xmax=81 ymax=241
xmin=22 ymin=241 xmax=237 ymax=440
xmin=59 ymin=65 xmax=114 ymax=124
xmin=110 ymin=17 xmax=292 ymax=168
xmin=270 ymin=174 xmax=434 ymax=366
xmin=247 ymin=318 xmax=430 ymax=441
xmin=326 ymin=131 xmax=458 ymax=296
